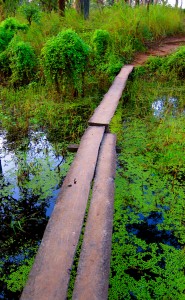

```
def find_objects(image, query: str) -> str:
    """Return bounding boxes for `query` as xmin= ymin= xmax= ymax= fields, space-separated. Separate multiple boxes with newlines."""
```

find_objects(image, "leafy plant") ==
xmin=7 ymin=37 xmax=37 ymax=85
xmin=41 ymin=29 xmax=90 ymax=93
xmin=164 ymin=46 xmax=185 ymax=79
xmin=0 ymin=17 xmax=27 ymax=53
xmin=91 ymin=29 xmax=110 ymax=57
xmin=19 ymin=2 xmax=41 ymax=26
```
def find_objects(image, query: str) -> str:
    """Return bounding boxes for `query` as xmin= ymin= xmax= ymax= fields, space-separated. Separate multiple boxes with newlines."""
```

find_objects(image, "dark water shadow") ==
xmin=126 ymin=211 xmax=182 ymax=249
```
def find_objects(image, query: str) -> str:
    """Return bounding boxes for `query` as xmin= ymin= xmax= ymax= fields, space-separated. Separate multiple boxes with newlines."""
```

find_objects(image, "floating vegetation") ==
xmin=109 ymin=78 xmax=185 ymax=299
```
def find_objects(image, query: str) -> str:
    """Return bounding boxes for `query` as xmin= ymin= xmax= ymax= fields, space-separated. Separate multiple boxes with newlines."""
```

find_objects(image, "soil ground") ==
xmin=132 ymin=35 xmax=185 ymax=66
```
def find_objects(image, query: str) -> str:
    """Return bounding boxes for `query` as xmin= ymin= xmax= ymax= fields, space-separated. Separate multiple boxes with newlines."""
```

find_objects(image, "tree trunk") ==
xmin=75 ymin=0 xmax=89 ymax=19
xmin=58 ymin=0 xmax=65 ymax=15
xmin=83 ymin=0 xmax=89 ymax=19
xmin=74 ymin=0 xmax=81 ymax=13
xmin=175 ymin=0 xmax=178 ymax=7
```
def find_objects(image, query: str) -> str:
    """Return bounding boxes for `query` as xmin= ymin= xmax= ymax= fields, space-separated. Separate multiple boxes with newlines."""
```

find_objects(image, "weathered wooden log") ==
xmin=68 ymin=143 xmax=122 ymax=153
xmin=88 ymin=65 xmax=133 ymax=126
xmin=72 ymin=133 xmax=116 ymax=300
xmin=67 ymin=144 xmax=79 ymax=152
xmin=21 ymin=126 xmax=105 ymax=300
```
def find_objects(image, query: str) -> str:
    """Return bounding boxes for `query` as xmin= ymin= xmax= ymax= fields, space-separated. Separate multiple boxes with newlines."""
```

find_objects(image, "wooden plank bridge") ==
xmin=21 ymin=65 xmax=134 ymax=300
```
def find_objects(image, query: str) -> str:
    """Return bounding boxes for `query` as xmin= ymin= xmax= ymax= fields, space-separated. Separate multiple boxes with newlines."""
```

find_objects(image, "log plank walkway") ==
xmin=73 ymin=134 xmax=116 ymax=300
xmin=89 ymin=65 xmax=133 ymax=126
xmin=21 ymin=65 xmax=133 ymax=300
xmin=21 ymin=126 xmax=105 ymax=300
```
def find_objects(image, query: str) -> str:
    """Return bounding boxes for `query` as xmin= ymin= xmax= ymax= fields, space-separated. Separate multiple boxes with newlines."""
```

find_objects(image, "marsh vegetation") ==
xmin=0 ymin=1 xmax=185 ymax=298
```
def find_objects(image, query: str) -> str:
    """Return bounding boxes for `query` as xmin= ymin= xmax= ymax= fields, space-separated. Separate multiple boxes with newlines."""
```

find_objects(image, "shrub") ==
xmin=7 ymin=38 xmax=37 ymax=85
xmin=105 ymin=54 xmax=124 ymax=80
xmin=3 ymin=257 xmax=34 ymax=293
xmin=0 ymin=17 xmax=27 ymax=53
xmin=0 ymin=50 xmax=10 ymax=77
xmin=41 ymin=29 xmax=90 ymax=93
xmin=145 ymin=56 xmax=164 ymax=72
xmin=164 ymin=46 xmax=185 ymax=79
xmin=91 ymin=29 xmax=110 ymax=57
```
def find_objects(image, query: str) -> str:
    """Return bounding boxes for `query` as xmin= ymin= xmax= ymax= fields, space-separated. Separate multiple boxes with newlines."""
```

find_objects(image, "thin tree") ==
xmin=58 ymin=0 xmax=65 ymax=15
xmin=74 ymin=0 xmax=89 ymax=19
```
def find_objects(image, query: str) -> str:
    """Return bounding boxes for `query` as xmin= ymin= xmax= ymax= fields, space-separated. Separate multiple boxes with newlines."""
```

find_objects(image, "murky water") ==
xmin=0 ymin=130 xmax=65 ymax=299
xmin=152 ymin=96 xmax=178 ymax=117
xmin=0 ymin=130 xmax=63 ymax=213
xmin=126 ymin=211 xmax=182 ymax=249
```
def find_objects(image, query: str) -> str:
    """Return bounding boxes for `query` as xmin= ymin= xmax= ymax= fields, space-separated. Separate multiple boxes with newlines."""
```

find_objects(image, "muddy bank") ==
xmin=133 ymin=35 xmax=185 ymax=66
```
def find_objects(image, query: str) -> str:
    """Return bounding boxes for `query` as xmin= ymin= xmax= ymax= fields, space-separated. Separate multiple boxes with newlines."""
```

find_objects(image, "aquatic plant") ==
xmin=109 ymin=64 xmax=185 ymax=300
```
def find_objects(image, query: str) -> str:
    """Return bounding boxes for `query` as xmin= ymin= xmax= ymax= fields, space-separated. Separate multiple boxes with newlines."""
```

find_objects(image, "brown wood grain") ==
xmin=21 ymin=126 xmax=105 ymax=300
xmin=88 ymin=65 xmax=133 ymax=126
xmin=72 ymin=133 xmax=117 ymax=300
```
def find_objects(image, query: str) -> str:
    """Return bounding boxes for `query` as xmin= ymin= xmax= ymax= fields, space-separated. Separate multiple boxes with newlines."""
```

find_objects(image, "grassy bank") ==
xmin=0 ymin=4 xmax=184 ymax=144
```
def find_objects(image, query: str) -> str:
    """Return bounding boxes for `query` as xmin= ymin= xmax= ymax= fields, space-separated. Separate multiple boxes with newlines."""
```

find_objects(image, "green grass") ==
xmin=16 ymin=4 xmax=184 ymax=57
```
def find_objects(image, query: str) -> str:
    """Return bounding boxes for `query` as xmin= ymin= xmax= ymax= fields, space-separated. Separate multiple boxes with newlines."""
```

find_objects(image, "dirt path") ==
xmin=132 ymin=35 xmax=185 ymax=66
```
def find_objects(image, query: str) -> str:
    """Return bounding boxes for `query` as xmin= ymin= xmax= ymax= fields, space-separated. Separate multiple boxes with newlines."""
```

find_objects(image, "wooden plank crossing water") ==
xmin=21 ymin=126 xmax=105 ymax=300
xmin=88 ymin=65 xmax=133 ymax=126
xmin=72 ymin=133 xmax=116 ymax=300
xmin=21 ymin=63 xmax=134 ymax=300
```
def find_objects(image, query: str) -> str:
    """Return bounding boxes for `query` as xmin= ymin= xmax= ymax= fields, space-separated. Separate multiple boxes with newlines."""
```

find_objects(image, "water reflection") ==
xmin=152 ymin=96 xmax=178 ymax=117
xmin=0 ymin=130 xmax=64 ymax=299
xmin=126 ymin=211 xmax=182 ymax=249
xmin=0 ymin=130 xmax=63 ymax=203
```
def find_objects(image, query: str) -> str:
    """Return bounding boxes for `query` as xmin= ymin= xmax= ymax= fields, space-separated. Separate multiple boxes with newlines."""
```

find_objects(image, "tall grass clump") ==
xmin=148 ymin=5 xmax=184 ymax=38
xmin=141 ymin=45 xmax=185 ymax=81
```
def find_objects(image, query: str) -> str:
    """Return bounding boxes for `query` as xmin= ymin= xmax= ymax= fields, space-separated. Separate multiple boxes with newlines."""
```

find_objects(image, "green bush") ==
xmin=104 ymin=54 xmax=124 ymax=80
xmin=91 ymin=29 xmax=110 ymax=57
xmin=164 ymin=46 xmax=185 ymax=79
xmin=145 ymin=56 xmax=164 ymax=72
xmin=0 ymin=50 xmax=10 ymax=76
xmin=7 ymin=38 xmax=37 ymax=85
xmin=41 ymin=29 xmax=90 ymax=93
xmin=0 ymin=18 xmax=27 ymax=53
